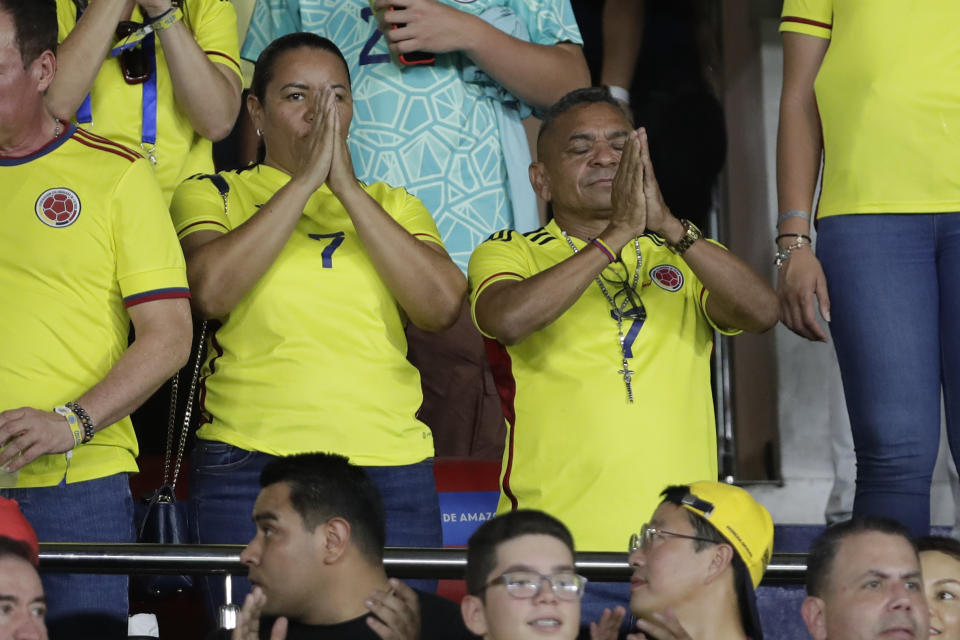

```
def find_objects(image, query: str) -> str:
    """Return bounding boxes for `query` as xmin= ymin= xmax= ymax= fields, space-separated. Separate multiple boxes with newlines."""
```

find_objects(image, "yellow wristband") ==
xmin=54 ymin=405 xmax=82 ymax=449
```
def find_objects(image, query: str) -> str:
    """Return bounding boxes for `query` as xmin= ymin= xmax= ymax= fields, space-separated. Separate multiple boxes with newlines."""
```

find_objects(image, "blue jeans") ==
xmin=188 ymin=440 xmax=443 ymax=618
xmin=818 ymin=213 xmax=960 ymax=537
xmin=1 ymin=473 xmax=134 ymax=640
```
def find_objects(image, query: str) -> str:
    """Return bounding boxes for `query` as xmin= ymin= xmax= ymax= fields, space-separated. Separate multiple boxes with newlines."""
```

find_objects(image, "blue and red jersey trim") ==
xmin=123 ymin=287 xmax=191 ymax=307
xmin=0 ymin=123 xmax=75 ymax=166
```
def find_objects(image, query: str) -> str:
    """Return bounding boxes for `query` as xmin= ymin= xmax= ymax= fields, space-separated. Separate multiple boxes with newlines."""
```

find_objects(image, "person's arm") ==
xmin=636 ymin=128 xmax=777 ymax=334
xmin=46 ymin=0 xmax=131 ymax=120
xmin=47 ymin=0 xmax=242 ymax=141
xmin=600 ymin=0 xmax=644 ymax=96
xmin=0 ymin=298 xmax=192 ymax=471
xmin=142 ymin=0 xmax=243 ymax=141
xmin=325 ymin=94 xmax=466 ymax=332
xmin=474 ymin=128 xmax=649 ymax=345
xmin=776 ymin=32 xmax=831 ymax=341
xmin=372 ymin=0 xmax=590 ymax=110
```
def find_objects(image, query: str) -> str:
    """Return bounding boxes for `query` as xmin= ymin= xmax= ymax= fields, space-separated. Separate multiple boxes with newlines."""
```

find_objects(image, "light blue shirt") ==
xmin=243 ymin=0 xmax=583 ymax=270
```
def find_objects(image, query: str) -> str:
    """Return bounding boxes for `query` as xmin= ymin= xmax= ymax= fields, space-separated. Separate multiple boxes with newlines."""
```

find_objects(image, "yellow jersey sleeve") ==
xmin=190 ymin=0 xmax=243 ymax=78
xmin=780 ymin=0 xmax=833 ymax=39
xmin=696 ymin=239 xmax=741 ymax=337
xmin=113 ymin=159 xmax=190 ymax=305
xmin=170 ymin=173 xmax=232 ymax=237
xmin=378 ymin=183 xmax=444 ymax=247
xmin=468 ymin=231 xmax=532 ymax=339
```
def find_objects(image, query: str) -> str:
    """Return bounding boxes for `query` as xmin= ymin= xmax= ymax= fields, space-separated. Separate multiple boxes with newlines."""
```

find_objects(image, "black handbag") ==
xmin=132 ymin=321 xmax=207 ymax=598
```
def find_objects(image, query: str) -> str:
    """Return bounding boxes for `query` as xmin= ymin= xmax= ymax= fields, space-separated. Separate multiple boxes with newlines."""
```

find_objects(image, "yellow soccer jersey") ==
xmin=781 ymin=0 xmax=960 ymax=218
xmin=0 ymin=125 xmax=190 ymax=488
xmin=170 ymin=165 xmax=442 ymax=466
xmin=55 ymin=0 xmax=241 ymax=204
xmin=468 ymin=220 xmax=735 ymax=551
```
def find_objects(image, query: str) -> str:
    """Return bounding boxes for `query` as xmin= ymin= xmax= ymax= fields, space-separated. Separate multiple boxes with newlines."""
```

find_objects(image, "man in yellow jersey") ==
xmin=0 ymin=2 xmax=191 ymax=637
xmin=626 ymin=482 xmax=773 ymax=640
xmin=801 ymin=518 xmax=927 ymax=640
xmin=45 ymin=0 xmax=242 ymax=203
xmin=467 ymin=86 xmax=777 ymax=625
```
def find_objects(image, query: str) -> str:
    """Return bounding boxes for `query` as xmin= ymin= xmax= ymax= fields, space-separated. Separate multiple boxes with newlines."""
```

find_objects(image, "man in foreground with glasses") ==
xmin=626 ymin=482 xmax=774 ymax=639
xmin=461 ymin=510 xmax=585 ymax=640
xmin=227 ymin=452 xmax=473 ymax=640
xmin=467 ymin=86 xmax=777 ymax=622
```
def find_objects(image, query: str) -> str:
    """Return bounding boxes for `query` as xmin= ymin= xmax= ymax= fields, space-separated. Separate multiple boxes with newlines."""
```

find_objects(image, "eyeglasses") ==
xmin=600 ymin=263 xmax=646 ymax=322
xmin=628 ymin=524 xmax=720 ymax=553
xmin=116 ymin=21 xmax=152 ymax=85
xmin=484 ymin=570 xmax=587 ymax=601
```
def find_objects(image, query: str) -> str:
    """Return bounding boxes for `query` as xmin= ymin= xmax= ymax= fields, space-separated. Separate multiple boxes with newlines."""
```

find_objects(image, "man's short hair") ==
xmin=465 ymin=510 xmax=574 ymax=597
xmin=806 ymin=517 xmax=915 ymax=597
xmin=0 ymin=535 xmax=35 ymax=565
xmin=537 ymin=86 xmax=634 ymax=148
xmin=0 ymin=0 xmax=57 ymax=66
xmin=259 ymin=452 xmax=386 ymax=562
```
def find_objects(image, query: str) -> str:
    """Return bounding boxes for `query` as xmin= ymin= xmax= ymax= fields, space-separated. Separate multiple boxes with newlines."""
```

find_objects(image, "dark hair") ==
xmin=465 ymin=510 xmax=574 ymax=597
xmin=0 ymin=0 xmax=57 ymax=66
xmin=806 ymin=517 xmax=915 ymax=597
xmin=917 ymin=535 xmax=960 ymax=564
xmin=0 ymin=535 xmax=34 ymax=564
xmin=250 ymin=32 xmax=350 ymax=103
xmin=260 ymin=452 xmax=386 ymax=562
xmin=537 ymin=86 xmax=634 ymax=148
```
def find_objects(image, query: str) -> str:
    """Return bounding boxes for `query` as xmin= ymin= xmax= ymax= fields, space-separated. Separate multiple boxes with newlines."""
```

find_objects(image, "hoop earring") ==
xmin=256 ymin=128 xmax=262 ymax=137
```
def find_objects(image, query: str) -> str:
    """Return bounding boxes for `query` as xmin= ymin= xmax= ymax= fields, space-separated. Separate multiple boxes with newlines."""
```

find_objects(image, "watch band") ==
xmin=668 ymin=219 xmax=702 ymax=255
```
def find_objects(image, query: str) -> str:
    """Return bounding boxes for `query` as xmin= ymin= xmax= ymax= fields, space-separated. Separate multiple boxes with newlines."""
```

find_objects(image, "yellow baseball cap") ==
xmin=676 ymin=481 xmax=774 ymax=588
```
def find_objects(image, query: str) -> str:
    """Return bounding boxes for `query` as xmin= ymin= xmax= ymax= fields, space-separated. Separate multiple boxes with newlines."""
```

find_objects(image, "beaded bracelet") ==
xmin=66 ymin=401 xmax=95 ymax=444
xmin=774 ymin=239 xmax=812 ymax=270
xmin=591 ymin=237 xmax=617 ymax=263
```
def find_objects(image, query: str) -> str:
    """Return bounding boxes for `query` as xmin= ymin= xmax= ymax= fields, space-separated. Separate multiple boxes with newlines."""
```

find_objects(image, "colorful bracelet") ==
xmin=591 ymin=237 xmax=617 ymax=263
xmin=54 ymin=405 xmax=83 ymax=449
xmin=65 ymin=401 xmax=95 ymax=444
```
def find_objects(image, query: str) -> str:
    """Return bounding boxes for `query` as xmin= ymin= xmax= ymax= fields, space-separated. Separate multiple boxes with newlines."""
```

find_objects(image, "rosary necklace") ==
xmin=562 ymin=231 xmax=642 ymax=403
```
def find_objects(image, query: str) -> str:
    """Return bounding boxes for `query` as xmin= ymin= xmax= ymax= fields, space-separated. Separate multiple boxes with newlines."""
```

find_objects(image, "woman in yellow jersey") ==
xmin=919 ymin=537 xmax=960 ymax=640
xmin=169 ymin=33 xmax=466 ymax=610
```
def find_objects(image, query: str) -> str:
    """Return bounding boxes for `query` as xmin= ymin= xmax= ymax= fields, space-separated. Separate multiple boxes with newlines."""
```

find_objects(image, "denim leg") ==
xmin=936 ymin=214 xmax=960 ymax=491
xmin=364 ymin=459 xmax=443 ymax=593
xmin=188 ymin=440 xmax=276 ymax=621
xmin=1 ymin=474 xmax=134 ymax=640
xmin=818 ymin=214 xmax=941 ymax=537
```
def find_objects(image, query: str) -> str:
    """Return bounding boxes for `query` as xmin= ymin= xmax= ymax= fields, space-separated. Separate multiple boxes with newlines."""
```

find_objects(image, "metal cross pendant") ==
xmin=618 ymin=363 xmax=635 ymax=403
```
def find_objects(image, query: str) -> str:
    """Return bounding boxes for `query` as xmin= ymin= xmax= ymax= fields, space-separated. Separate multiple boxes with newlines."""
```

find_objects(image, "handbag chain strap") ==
xmin=163 ymin=321 xmax=208 ymax=491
